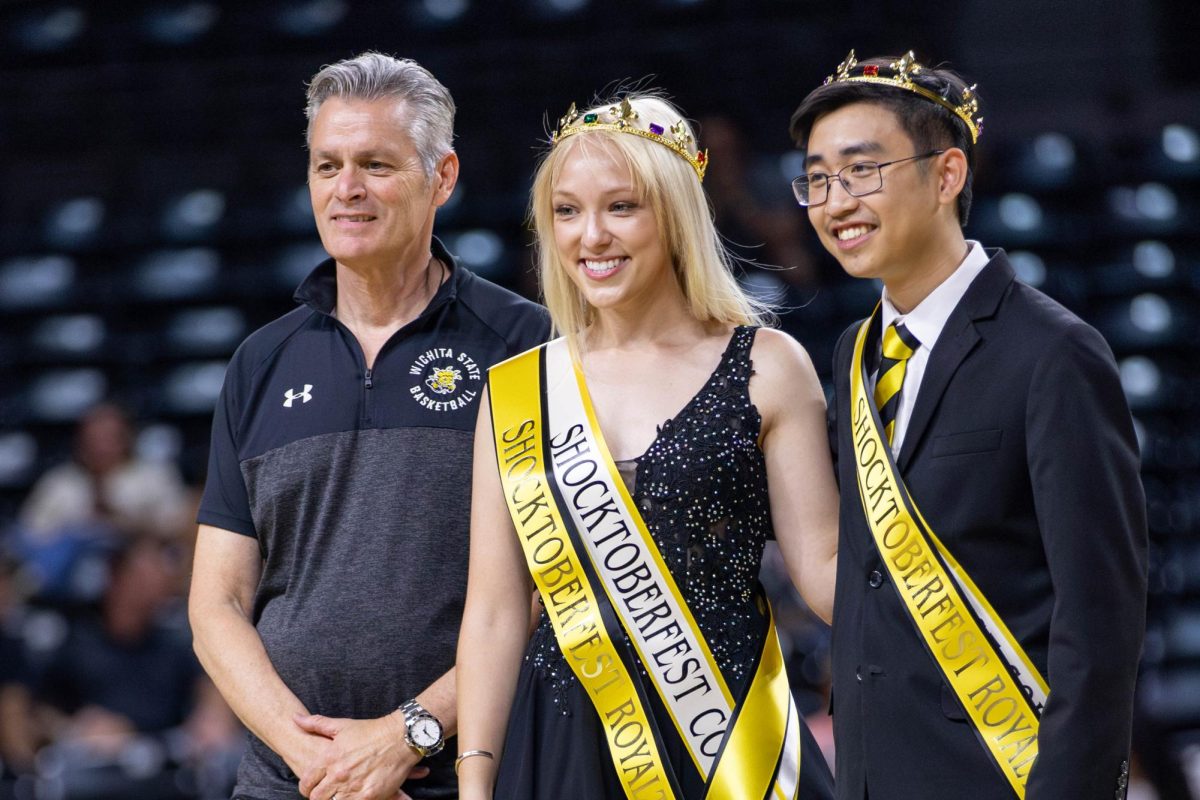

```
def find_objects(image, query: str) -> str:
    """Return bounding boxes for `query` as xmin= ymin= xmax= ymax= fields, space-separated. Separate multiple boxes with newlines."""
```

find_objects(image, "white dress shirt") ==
xmin=877 ymin=241 xmax=991 ymax=455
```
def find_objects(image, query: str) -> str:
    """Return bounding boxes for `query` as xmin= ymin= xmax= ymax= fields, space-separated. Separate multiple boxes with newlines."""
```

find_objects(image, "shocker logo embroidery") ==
xmin=425 ymin=366 xmax=462 ymax=395
xmin=408 ymin=347 xmax=481 ymax=412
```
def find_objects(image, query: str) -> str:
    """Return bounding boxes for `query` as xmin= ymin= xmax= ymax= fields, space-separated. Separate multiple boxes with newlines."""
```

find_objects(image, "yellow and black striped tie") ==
xmin=875 ymin=322 xmax=921 ymax=444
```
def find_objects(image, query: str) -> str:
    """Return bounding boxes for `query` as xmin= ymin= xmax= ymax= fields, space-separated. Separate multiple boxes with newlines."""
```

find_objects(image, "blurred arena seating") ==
xmin=0 ymin=0 xmax=1196 ymax=797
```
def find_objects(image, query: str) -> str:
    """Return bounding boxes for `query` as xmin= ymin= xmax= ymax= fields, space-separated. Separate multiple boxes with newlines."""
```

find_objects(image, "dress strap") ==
xmin=719 ymin=325 xmax=759 ymax=387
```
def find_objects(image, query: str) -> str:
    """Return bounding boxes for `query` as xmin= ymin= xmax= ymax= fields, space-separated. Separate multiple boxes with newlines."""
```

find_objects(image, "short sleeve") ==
xmin=196 ymin=354 xmax=257 ymax=537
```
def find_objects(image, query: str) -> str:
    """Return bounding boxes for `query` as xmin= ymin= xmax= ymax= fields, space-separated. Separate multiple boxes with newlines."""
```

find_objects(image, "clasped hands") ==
xmin=290 ymin=711 xmax=430 ymax=800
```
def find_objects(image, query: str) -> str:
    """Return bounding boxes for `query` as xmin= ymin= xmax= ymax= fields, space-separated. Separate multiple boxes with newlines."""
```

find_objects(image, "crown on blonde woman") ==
xmin=551 ymin=97 xmax=709 ymax=181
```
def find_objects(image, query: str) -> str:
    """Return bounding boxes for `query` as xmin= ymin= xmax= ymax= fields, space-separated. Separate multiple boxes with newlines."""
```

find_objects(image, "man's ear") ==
xmin=433 ymin=151 xmax=459 ymax=208
xmin=936 ymin=148 xmax=968 ymax=209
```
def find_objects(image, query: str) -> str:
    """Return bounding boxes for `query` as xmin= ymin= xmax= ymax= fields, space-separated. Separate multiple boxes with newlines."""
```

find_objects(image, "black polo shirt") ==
xmin=199 ymin=240 xmax=548 ymax=800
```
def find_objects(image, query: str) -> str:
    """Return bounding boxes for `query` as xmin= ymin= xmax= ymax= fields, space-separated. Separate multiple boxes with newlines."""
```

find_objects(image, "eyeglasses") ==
xmin=791 ymin=149 xmax=945 ymax=207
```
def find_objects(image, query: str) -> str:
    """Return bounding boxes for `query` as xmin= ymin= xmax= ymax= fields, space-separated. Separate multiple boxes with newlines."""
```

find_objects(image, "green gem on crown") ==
xmin=583 ymin=113 xmax=598 ymax=124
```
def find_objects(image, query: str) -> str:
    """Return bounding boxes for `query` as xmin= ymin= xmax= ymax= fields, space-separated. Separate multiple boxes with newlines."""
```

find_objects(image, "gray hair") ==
xmin=305 ymin=51 xmax=455 ymax=176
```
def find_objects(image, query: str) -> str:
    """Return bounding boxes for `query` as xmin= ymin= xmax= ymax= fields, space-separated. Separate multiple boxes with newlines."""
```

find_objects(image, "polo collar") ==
xmin=293 ymin=236 xmax=463 ymax=318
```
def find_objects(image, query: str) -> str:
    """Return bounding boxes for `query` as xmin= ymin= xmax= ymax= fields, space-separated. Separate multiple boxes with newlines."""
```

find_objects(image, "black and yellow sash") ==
xmin=849 ymin=309 xmax=1049 ymax=797
xmin=489 ymin=339 xmax=803 ymax=800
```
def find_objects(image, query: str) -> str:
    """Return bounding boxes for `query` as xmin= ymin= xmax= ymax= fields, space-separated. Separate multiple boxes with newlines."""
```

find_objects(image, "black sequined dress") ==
xmin=494 ymin=326 xmax=834 ymax=799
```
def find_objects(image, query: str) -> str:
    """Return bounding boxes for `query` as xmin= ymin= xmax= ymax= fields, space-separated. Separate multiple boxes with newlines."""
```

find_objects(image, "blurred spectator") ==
xmin=1128 ymin=753 xmax=1164 ymax=800
xmin=20 ymin=403 xmax=188 ymax=540
xmin=761 ymin=542 xmax=836 ymax=769
xmin=13 ymin=403 xmax=189 ymax=599
xmin=0 ymin=555 xmax=38 ymax=792
xmin=1132 ymin=706 xmax=1194 ymax=800
xmin=702 ymin=115 xmax=821 ymax=287
xmin=33 ymin=535 xmax=241 ymax=799
xmin=39 ymin=537 xmax=197 ymax=738
xmin=804 ymin=681 xmax=835 ymax=774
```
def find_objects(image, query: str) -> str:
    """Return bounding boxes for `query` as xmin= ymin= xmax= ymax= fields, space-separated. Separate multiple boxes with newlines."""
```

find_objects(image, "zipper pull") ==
xmin=364 ymin=368 xmax=373 ymax=389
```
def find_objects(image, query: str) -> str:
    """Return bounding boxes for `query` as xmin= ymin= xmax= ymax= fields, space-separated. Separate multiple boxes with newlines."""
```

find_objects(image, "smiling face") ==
xmin=308 ymin=97 xmax=456 ymax=271
xmin=804 ymin=101 xmax=945 ymax=285
xmin=550 ymin=137 xmax=673 ymax=315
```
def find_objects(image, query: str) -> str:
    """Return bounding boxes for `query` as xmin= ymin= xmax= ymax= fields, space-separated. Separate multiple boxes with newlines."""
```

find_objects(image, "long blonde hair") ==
xmin=529 ymin=93 xmax=768 ymax=348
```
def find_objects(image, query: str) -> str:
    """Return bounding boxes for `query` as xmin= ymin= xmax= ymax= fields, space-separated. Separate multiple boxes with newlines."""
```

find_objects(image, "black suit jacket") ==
xmin=828 ymin=251 xmax=1148 ymax=800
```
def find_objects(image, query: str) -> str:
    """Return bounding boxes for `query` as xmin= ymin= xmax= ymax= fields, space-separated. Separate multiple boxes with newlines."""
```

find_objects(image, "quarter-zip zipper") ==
xmin=362 ymin=365 xmax=375 ymax=424
xmin=325 ymin=266 xmax=451 ymax=427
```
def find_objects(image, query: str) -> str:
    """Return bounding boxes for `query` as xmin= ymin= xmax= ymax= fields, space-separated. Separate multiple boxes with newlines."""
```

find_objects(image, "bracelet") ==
xmin=454 ymin=749 xmax=495 ymax=775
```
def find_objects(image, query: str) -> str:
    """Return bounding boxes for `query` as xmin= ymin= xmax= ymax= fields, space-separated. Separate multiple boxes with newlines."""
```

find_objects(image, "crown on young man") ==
xmin=551 ymin=98 xmax=709 ymax=181
xmin=825 ymin=50 xmax=983 ymax=143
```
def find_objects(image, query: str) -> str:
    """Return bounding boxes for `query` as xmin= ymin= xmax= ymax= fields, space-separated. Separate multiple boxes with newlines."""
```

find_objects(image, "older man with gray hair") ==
xmin=189 ymin=52 xmax=547 ymax=800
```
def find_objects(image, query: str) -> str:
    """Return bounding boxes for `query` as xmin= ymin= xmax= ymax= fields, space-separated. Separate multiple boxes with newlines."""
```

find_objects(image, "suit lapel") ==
xmin=896 ymin=252 xmax=1016 ymax=471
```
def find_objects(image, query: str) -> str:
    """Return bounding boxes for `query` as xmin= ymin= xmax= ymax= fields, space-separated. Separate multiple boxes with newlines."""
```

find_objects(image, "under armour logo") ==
xmin=283 ymin=384 xmax=313 ymax=408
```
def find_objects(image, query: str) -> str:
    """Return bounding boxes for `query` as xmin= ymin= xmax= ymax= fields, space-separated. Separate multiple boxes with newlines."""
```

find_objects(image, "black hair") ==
xmin=790 ymin=56 xmax=978 ymax=225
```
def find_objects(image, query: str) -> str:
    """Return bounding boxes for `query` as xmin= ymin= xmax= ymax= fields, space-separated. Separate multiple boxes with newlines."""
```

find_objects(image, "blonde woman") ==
xmin=456 ymin=93 xmax=837 ymax=800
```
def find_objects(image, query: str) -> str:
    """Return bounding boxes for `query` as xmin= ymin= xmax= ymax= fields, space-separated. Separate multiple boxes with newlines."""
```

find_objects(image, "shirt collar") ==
xmin=293 ymin=236 xmax=462 ymax=318
xmin=880 ymin=240 xmax=990 ymax=352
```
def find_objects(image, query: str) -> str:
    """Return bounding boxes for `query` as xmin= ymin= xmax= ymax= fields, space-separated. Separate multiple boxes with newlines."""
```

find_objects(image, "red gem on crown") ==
xmin=863 ymin=65 xmax=879 ymax=77
xmin=696 ymin=151 xmax=706 ymax=163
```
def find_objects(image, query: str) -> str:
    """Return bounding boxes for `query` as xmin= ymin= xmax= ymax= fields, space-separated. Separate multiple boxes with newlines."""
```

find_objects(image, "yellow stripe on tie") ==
xmin=874 ymin=363 xmax=906 ymax=405
xmin=874 ymin=322 xmax=919 ymax=444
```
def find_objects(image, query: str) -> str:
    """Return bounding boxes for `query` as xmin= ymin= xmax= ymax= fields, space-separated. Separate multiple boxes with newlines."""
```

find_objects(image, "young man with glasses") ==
xmin=790 ymin=51 xmax=1147 ymax=800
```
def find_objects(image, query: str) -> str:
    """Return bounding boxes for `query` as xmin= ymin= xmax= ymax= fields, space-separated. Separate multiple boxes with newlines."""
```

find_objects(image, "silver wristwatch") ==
xmin=399 ymin=699 xmax=444 ymax=757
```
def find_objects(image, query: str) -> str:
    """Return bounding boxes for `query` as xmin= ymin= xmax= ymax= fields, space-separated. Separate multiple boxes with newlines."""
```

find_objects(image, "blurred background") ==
xmin=0 ymin=0 xmax=1195 ymax=798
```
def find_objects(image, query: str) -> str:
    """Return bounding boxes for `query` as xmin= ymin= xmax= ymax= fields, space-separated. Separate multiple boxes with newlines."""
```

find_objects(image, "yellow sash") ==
xmin=490 ymin=339 xmax=803 ymax=800
xmin=849 ymin=310 xmax=1049 ymax=797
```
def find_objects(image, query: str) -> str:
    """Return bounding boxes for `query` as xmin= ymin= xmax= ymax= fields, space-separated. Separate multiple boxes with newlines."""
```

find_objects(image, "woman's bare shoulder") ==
xmin=750 ymin=327 xmax=817 ymax=376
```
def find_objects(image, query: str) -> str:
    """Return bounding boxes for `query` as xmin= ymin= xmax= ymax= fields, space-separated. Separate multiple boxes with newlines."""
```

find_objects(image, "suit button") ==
xmin=868 ymin=570 xmax=884 ymax=589
xmin=856 ymin=666 xmax=863 ymax=683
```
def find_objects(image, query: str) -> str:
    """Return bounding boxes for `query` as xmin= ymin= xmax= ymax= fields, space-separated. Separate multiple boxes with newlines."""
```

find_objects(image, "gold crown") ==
xmin=551 ymin=98 xmax=709 ymax=181
xmin=825 ymin=50 xmax=983 ymax=143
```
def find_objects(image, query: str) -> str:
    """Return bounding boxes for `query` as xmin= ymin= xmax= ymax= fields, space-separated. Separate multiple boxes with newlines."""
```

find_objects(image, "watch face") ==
xmin=411 ymin=717 xmax=441 ymax=747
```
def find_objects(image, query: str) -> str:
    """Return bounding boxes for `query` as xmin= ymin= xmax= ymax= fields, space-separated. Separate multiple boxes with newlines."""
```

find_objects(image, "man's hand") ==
xmin=281 ymin=729 xmax=342 ymax=793
xmin=293 ymin=713 xmax=430 ymax=800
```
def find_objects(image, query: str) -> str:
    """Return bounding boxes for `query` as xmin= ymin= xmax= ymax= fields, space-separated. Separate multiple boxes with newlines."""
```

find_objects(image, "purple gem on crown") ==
xmin=648 ymin=123 xmax=665 ymax=136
